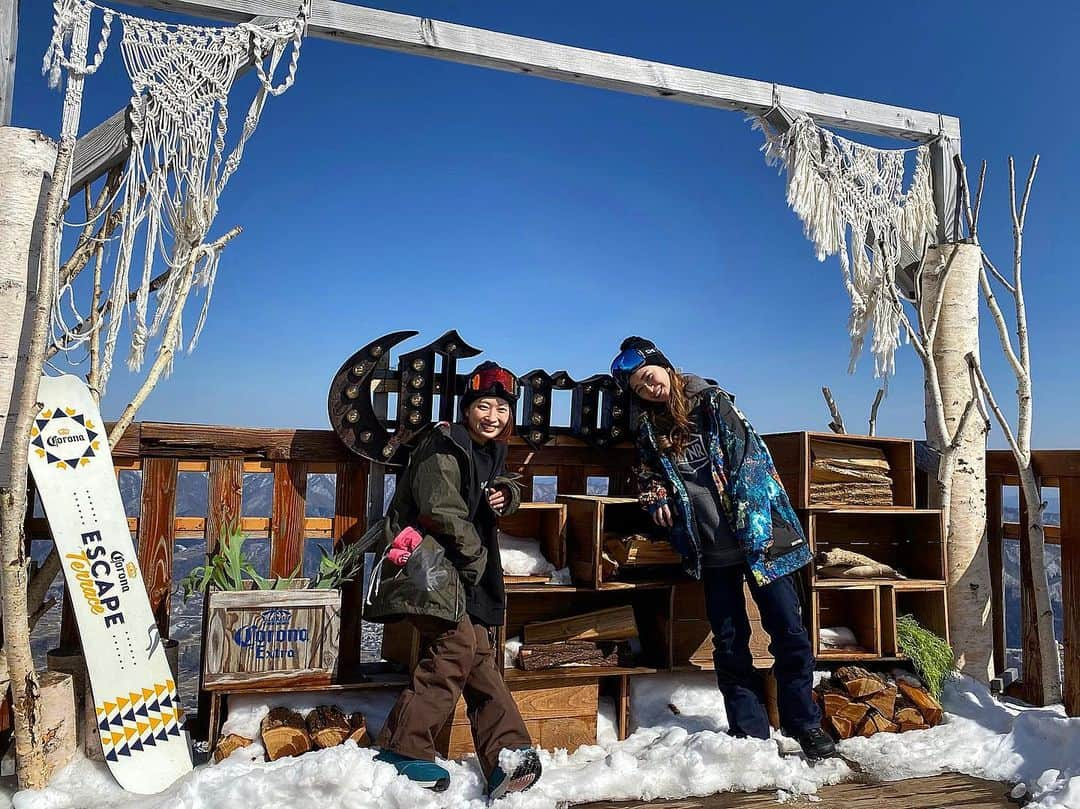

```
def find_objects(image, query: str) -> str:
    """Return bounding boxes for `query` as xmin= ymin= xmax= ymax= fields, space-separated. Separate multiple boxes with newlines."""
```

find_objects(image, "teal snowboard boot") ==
xmin=374 ymin=750 xmax=451 ymax=792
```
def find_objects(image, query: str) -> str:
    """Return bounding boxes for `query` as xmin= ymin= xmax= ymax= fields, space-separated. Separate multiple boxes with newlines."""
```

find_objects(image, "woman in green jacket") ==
xmin=369 ymin=362 xmax=542 ymax=798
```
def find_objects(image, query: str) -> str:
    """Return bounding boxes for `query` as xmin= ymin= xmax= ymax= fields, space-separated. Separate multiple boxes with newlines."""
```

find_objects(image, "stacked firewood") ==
xmin=814 ymin=667 xmax=943 ymax=740
xmin=213 ymin=705 xmax=370 ymax=763
xmin=810 ymin=441 xmax=894 ymax=506
xmin=514 ymin=605 xmax=638 ymax=671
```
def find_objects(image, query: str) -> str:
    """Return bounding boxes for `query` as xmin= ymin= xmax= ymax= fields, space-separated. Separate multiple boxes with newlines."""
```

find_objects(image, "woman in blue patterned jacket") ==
xmin=610 ymin=336 xmax=835 ymax=760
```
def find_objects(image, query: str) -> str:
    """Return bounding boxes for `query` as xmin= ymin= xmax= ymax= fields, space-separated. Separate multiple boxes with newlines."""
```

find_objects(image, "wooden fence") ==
xmin=986 ymin=449 xmax=1078 ymax=715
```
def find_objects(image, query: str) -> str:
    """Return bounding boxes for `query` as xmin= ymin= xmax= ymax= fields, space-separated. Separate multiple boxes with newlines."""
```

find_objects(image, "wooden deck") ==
xmin=579 ymin=774 xmax=1013 ymax=809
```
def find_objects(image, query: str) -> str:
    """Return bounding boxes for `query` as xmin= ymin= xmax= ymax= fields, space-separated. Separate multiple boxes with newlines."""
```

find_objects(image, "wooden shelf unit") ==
xmin=806 ymin=509 xmax=947 ymax=585
xmin=812 ymin=585 xmax=882 ymax=660
xmin=881 ymin=584 xmax=950 ymax=657
xmin=763 ymin=431 xmax=917 ymax=510
xmin=500 ymin=501 xmax=568 ymax=571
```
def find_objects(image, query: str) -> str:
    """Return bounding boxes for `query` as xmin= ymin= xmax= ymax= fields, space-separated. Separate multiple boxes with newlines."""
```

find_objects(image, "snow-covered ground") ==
xmin=2 ymin=672 xmax=1077 ymax=809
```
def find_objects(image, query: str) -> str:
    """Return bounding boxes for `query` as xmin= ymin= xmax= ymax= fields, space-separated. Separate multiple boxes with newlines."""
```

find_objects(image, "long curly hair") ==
xmin=649 ymin=371 xmax=694 ymax=456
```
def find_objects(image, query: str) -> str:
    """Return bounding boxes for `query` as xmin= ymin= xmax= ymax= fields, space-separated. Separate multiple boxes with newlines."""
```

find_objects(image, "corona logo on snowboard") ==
xmin=31 ymin=406 xmax=101 ymax=470
xmin=232 ymin=608 xmax=310 ymax=660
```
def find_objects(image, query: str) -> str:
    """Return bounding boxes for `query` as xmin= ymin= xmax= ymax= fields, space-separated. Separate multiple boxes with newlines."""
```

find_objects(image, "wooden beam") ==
xmin=1061 ymin=477 xmax=1079 ymax=716
xmin=988 ymin=450 xmax=1080 ymax=479
xmin=69 ymin=14 xmax=281 ymax=192
xmin=0 ymin=0 xmax=15 ymax=125
xmin=113 ymin=0 xmax=959 ymax=142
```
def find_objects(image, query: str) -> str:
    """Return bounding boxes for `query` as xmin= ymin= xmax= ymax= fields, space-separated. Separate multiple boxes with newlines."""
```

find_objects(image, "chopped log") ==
xmin=898 ymin=682 xmax=944 ymax=726
xmin=835 ymin=666 xmax=886 ymax=698
xmin=864 ymin=685 xmax=898 ymax=718
xmin=821 ymin=690 xmax=851 ymax=718
xmin=38 ymin=671 xmax=77 ymax=780
xmin=517 ymin=640 xmax=625 ymax=671
xmin=347 ymin=712 xmax=369 ymax=747
xmin=213 ymin=733 xmax=253 ymax=763
xmin=838 ymin=701 xmax=870 ymax=727
xmin=899 ymin=721 xmax=931 ymax=732
xmin=827 ymin=715 xmax=854 ymax=740
xmin=857 ymin=715 xmax=877 ymax=737
xmin=603 ymin=534 xmax=681 ymax=566
xmin=869 ymin=711 xmax=899 ymax=733
xmin=523 ymin=605 xmax=638 ymax=645
xmin=895 ymin=707 xmax=925 ymax=726
xmin=812 ymin=440 xmax=891 ymax=468
xmin=306 ymin=705 xmax=351 ymax=749
xmin=261 ymin=707 xmax=311 ymax=761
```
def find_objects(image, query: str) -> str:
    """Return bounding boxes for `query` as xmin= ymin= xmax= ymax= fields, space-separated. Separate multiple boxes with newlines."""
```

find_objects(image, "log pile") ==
xmin=814 ymin=667 xmax=943 ymax=740
xmin=810 ymin=441 xmax=894 ymax=506
xmin=517 ymin=640 xmax=632 ymax=671
xmin=213 ymin=705 xmax=371 ymax=763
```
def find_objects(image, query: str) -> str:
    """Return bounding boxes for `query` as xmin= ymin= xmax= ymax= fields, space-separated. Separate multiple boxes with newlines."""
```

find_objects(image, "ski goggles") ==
xmin=610 ymin=348 xmax=648 ymax=390
xmin=467 ymin=367 xmax=520 ymax=399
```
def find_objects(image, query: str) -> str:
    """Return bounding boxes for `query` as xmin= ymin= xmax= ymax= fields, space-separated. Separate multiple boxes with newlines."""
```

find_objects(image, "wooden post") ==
xmin=137 ymin=457 xmax=177 ymax=635
xmin=1061 ymin=477 xmax=1079 ymax=717
xmin=986 ymin=476 xmax=1006 ymax=675
xmin=0 ymin=0 xmax=15 ymax=126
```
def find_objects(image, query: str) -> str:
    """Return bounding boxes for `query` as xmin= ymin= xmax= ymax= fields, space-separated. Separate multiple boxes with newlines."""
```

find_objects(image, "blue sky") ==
xmin=11 ymin=1 xmax=1079 ymax=447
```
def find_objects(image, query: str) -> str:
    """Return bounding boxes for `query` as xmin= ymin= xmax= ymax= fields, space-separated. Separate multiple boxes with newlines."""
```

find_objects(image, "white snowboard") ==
xmin=27 ymin=374 xmax=193 ymax=794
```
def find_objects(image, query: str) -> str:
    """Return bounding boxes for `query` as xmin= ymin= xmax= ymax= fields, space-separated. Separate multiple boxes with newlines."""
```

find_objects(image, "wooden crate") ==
xmin=500 ymin=501 xmax=568 ymax=574
xmin=436 ymin=678 xmax=600 ymax=758
xmin=203 ymin=585 xmax=341 ymax=690
xmin=558 ymin=494 xmax=669 ymax=588
xmin=762 ymin=431 xmax=916 ymax=510
xmin=670 ymin=581 xmax=773 ymax=669
xmin=812 ymin=585 xmax=881 ymax=660
xmin=504 ymin=587 xmax=672 ymax=670
xmin=807 ymin=509 xmax=947 ymax=585
xmin=881 ymin=584 xmax=950 ymax=657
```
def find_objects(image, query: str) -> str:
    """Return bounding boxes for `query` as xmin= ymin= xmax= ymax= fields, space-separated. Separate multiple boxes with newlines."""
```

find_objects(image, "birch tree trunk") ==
xmin=0 ymin=127 xmax=60 ymax=790
xmin=921 ymin=242 xmax=993 ymax=683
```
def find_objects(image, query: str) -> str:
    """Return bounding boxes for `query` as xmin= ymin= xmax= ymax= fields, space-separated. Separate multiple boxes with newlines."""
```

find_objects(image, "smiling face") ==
xmin=628 ymin=364 xmax=672 ymax=404
xmin=466 ymin=397 xmax=512 ymax=443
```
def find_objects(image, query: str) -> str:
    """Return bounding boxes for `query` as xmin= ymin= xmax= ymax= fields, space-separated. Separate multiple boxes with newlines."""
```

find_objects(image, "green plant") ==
xmin=178 ymin=525 xmax=299 ymax=602
xmin=309 ymin=538 xmax=367 ymax=590
xmin=897 ymin=613 xmax=956 ymax=698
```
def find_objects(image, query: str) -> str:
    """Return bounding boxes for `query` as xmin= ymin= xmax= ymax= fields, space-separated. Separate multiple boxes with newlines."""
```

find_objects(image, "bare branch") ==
xmin=981 ymin=250 xmax=1016 ymax=294
xmin=108 ymin=226 xmax=243 ymax=447
xmin=966 ymin=352 xmax=1022 ymax=459
xmin=955 ymin=154 xmax=975 ymax=238
xmin=972 ymin=160 xmax=987 ymax=236
xmin=821 ymin=386 xmax=846 ymax=434
xmin=1018 ymin=155 xmax=1039 ymax=232
xmin=868 ymin=388 xmax=885 ymax=437
xmin=1008 ymin=156 xmax=1020 ymax=236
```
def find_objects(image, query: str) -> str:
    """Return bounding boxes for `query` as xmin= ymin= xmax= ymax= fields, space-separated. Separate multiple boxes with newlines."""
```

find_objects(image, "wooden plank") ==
xmin=0 ymin=0 xmax=15 ymax=125
xmin=578 ymin=773 xmax=1012 ymax=808
xmin=207 ymin=458 xmax=243 ymax=552
xmin=988 ymin=449 xmax=1080 ymax=479
xmin=270 ymin=461 xmax=307 ymax=578
xmin=1018 ymin=484 xmax=1049 ymax=706
xmin=138 ymin=457 xmax=178 ymax=633
xmin=138 ymin=422 xmax=356 ymax=461
xmin=116 ymin=0 xmax=958 ymax=141
xmin=986 ymin=477 xmax=1006 ymax=674
xmin=523 ymin=605 xmax=638 ymax=644
xmin=1061 ymin=477 xmax=1079 ymax=717
xmin=1004 ymin=522 xmax=1061 ymax=544
xmin=335 ymin=460 xmax=369 ymax=674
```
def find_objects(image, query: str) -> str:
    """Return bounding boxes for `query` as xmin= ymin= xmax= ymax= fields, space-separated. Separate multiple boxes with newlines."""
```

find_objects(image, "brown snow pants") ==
xmin=376 ymin=614 xmax=532 ymax=776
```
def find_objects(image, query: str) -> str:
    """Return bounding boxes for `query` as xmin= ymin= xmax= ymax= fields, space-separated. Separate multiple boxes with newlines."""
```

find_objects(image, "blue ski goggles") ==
xmin=610 ymin=348 xmax=648 ymax=391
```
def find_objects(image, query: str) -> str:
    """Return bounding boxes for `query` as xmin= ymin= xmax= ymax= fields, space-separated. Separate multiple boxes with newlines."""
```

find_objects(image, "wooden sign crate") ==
xmin=499 ymin=501 xmax=568 ymax=572
xmin=436 ymin=678 xmax=600 ymax=759
xmin=763 ymin=431 xmax=916 ymax=510
xmin=203 ymin=585 xmax=342 ymax=691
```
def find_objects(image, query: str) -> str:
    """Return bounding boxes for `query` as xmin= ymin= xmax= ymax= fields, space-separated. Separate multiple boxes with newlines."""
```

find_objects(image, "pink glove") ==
xmin=388 ymin=527 xmax=423 ymax=567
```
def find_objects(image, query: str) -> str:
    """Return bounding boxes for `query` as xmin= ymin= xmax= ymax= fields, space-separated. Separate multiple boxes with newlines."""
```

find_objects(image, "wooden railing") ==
xmin=986 ymin=450 xmax=1078 ymax=715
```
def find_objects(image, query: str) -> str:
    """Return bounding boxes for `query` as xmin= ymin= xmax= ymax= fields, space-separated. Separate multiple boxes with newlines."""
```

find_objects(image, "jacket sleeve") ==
xmin=633 ymin=441 xmax=671 ymax=514
xmin=490 ymin=475 xmax=522 ymax=517
xmin=410 ymin=449 xmax=488 ymax=586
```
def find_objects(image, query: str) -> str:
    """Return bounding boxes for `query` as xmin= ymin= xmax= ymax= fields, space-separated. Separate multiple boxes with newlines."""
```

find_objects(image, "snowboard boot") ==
xmin=487 ymin=747 xmax=542 ymax=801
xmin=374 ymin=750 xmax=451 ymax=791
xmin=796 ymin=727 xmax=837 ymax=760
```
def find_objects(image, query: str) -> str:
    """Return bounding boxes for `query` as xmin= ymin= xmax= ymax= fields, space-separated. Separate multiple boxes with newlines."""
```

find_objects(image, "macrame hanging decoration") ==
xmin=754 ymin=115 xmax=938 ymax=380
xmin=43 ymin=0 xmax=310 ymax=393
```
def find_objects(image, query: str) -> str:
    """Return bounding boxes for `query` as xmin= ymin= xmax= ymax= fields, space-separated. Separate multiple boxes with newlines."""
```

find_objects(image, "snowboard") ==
xmin=27 ymin=374 xmax=193 ymax=794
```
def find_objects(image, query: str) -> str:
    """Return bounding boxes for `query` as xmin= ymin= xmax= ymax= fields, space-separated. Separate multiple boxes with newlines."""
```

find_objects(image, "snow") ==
xmin=498 ymin=533 xmax=555 ymax=577
xmin=5 ymin=673 xmax=1079 ymax=808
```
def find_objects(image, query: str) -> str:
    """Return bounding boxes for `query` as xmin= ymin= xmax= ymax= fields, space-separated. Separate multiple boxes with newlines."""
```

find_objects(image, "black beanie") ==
xmin=459 ymin=361 xmax=519 ymax=414
xmin=619 ymin=336 xmax=674 ymax=371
